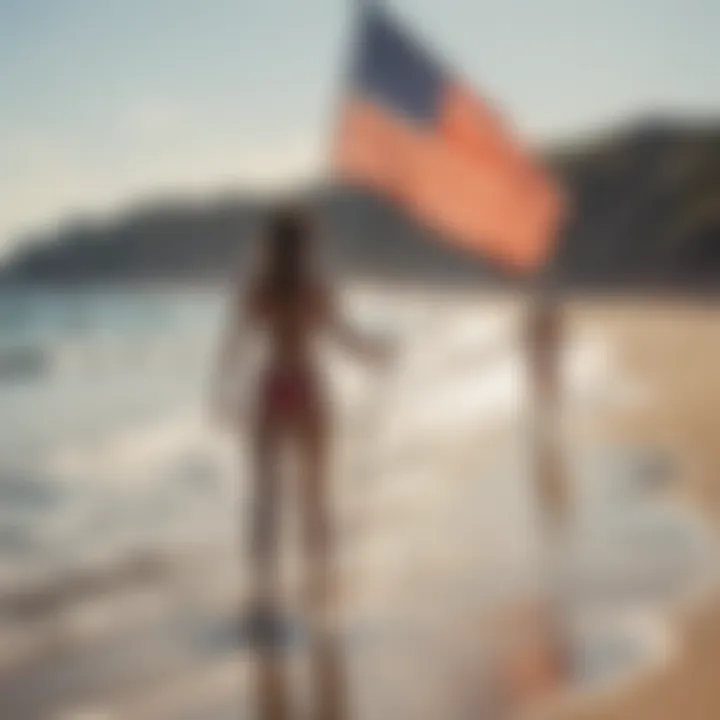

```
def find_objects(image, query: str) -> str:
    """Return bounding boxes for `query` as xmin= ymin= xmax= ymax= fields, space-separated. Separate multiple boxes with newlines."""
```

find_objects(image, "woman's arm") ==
xmin=320 ymin=285 xmax=392 ymax=365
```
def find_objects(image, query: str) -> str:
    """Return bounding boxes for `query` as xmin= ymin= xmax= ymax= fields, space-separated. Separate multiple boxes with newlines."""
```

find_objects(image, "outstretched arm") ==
xmin=322 ymin=286 xmax=392 ymax=365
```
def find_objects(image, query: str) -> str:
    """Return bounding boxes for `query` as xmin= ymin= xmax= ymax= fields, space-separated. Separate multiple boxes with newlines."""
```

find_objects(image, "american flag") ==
xmin=333 ymin=3 xmax=564 ymax=273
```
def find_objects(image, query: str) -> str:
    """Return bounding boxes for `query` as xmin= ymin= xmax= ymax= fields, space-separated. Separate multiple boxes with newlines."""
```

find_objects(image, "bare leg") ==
xmin=299 ymin=420 xmax=332 ymax=617
xmin=254 ymin=648 xmax=289 ymax=720
xmin=248 ymin=420 xmax=289 ymax=720
xmin=312 ymin=631 xmax=348 ymax=720
xmin=248 ymin=419 xmax=281 ymax=613
xmin=298 ymin=415 xmax=347 ymax=720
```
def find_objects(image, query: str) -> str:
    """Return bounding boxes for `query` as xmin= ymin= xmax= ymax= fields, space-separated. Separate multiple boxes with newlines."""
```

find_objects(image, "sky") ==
xmin=1 ymin=0 xmax=719 ymax=254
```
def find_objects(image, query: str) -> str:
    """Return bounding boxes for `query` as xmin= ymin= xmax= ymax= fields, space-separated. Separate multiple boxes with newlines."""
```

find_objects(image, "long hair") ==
xmin=261 ymin=205 xmax=313 ymax=298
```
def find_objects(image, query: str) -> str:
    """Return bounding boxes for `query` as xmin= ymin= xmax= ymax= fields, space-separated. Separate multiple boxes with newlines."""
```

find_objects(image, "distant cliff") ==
xmin=550 ymin=119 xmax=720 ymax=291
xmin=2 ymin=119 xmax=719 ymax=291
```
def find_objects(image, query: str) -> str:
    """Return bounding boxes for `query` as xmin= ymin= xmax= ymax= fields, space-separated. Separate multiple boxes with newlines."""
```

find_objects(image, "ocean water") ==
xmin=0 ymin=285 xmax=716 ymax=718
xmin=0 ymin=288 xmax=229 ymax=582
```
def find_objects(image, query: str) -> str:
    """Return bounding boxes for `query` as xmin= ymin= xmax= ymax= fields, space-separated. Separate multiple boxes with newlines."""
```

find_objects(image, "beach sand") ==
xmin=0 ymin=291 xmax=717 ymax=720
xmin=544 ymin=298 xmax=720 ymax=720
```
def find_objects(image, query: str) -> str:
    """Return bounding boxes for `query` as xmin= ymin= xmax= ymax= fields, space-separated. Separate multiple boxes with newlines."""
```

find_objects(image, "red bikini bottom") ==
xmin=260 ymin=366 xmax=318 ymax=421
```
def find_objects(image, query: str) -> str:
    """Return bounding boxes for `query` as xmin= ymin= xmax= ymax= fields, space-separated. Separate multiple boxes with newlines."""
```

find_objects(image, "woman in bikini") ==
xmin=213 ymin=203 xmax=385 ymax=719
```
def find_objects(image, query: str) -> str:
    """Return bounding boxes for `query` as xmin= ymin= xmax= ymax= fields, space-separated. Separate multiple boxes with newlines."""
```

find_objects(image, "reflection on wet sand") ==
xmin=249 ymin=606 xmax=348 ymax=720
xmin=0 ymin=293 xmax=717 ymax=720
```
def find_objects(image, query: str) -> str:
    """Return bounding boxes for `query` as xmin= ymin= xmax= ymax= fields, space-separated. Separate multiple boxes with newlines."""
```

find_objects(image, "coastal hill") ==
xmin=2 ymin=119 xmax=718 ymax=291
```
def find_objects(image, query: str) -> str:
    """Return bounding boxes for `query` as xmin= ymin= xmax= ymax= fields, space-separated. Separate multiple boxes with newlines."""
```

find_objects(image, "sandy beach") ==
xmin=543 ymin=298 xmax=720 ymax=720
xmin=0 ymin=288 xmax=718 ymax=719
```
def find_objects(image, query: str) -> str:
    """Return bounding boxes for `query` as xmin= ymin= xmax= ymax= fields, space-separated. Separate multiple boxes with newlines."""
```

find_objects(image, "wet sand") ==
xmin=543 ymin=298 xmax=720 ymax=720
xmin=0 ymin=293 xmax=718 ymax=719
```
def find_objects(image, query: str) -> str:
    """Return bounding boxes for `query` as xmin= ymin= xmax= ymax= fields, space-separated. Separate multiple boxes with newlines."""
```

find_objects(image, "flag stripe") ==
xmin=334 ymin=6 xmax=563 ymax=273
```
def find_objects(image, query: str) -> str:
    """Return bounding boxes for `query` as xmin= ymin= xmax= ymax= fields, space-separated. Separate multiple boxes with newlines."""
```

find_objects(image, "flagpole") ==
xmin=524 ymin=271 xmax=571 ymax=682
xmin=528 ymin=289 xmax=566 ymax=538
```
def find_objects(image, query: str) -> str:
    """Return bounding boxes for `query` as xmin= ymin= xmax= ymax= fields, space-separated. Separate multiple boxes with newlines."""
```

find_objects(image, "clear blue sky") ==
xmin=1 ymin=0 xmax=718 ymax=252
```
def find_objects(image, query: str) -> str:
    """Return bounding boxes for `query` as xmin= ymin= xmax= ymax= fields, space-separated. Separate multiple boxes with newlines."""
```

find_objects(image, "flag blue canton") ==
xmin=352 ymin=6 xmax=444 ymax=126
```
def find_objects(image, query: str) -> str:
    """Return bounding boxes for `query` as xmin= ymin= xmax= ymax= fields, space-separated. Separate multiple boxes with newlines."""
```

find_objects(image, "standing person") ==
xmin=213 ymin=203 xmax=387 ymax=720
